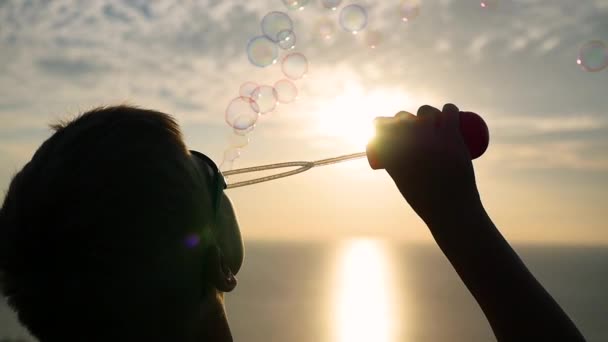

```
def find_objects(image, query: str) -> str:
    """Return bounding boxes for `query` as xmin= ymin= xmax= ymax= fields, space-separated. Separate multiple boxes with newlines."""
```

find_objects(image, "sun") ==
xmin=315 ymin=84 xmax=413 ymax=150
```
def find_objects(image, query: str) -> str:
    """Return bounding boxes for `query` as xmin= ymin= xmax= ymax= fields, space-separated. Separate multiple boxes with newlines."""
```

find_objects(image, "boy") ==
xmin=0 ymin=104 xmax=584 ymax=341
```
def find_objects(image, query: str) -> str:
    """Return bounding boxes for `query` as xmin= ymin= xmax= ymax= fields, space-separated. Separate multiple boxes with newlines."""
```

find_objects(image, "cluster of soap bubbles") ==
xmin=221 ymin=0 xmax=604 ymax=169
xmin=222 ymin=10 xmax=311 ymax=170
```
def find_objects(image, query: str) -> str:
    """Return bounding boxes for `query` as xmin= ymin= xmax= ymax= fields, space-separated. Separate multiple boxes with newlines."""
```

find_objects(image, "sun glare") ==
xmin=333 ymin=239 xmax=398 ymax=342
xmin=315 ymin=84 xmax=412 ymax=150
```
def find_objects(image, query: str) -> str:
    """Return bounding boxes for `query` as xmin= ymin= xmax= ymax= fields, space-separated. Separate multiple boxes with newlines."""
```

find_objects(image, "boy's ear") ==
xmin=205 ymin=246 xmax=237 ymax=293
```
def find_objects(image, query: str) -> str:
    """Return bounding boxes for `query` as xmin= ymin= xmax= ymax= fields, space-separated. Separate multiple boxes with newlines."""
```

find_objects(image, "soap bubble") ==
xmin=282 ymin=52 xmax=309 ymax=80
xmin=251 ymin=85 xmax=278 ymax=114
xmin=339 ymin=4 xmax=368 ymax=34
xmin=322 ymin=0 xmax=342 ymax=10
xmin=224 ymin=147 xmax=241 ymax=162
xmin=577 ymin=40 xmax=608 ymax=72
xmin=225 ymin=96 xmax=259 ymax=129
xmin=480 ymin=0 xmax=498 ymax=9
xmin=261 ymin=11 xmax=293 ymax=42
xmin=315 ymin=17 xmax=336 ymax=40
xmin=233 ymin=115 xmax=257 ymax=131
xmin=365 ymin=30 xmax=382 ymax=49
xmin=274 ymin=79 xmax=298 ymax=103
xmin=239 ymin=82 xmax=258 ymax=98
xmin=229 ymin=133 xmax=250 ymax=148
xmin=247 ymin=36 xmax=278 ymax=67
xmin=277 ymin=30 xmax=297 ymax=50
xmin=282 ymin=0 xmax=309 ymax=10
xmin=400 ymin=0 xmax=420 ymax=22
xmin=234 ymin=124 xmax=255 ymax=136
xmin=220 ymin=160 xmax=234 ymax=172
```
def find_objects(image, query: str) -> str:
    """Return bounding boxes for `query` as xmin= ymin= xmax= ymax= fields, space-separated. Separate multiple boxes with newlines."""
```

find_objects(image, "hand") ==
xmin=368 ymin=104 xmax=481 ymax=226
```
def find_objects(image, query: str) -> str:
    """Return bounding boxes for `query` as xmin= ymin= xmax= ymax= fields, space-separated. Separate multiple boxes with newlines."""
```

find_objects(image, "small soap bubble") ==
xmin=365 ymin=30 xmax=382 ymax=49
xmin=480 ymin=0 xmax=498 ymax=9
xmin=274 ymin=79 xmax=298 ymax=104
xmin=339 ymin=4 xmax=368 ymax=34
xmin=247 ymin=36 xmax=278 ymax=67
xmin=251 ymin=85 xmax=279 ymax=114
xmin=282 ymin=0 xmax=309 ymax=10
xmin=239 ymin=82 xmax=258 ymax=98
xmin=225 ymin=96 xmax=259 ymax=129
xmin=316 ymin=17 xmax=336 ymax=40
xmin=277 ymin=30 xmax=297 ymax=50
xmin=322 ymin=0 xmax=342 ymax=10
xmin=220 ymin=160 xmax=234 ymax=172
xmin=229 ymin=133 xmax=250 ymax=148
xmin=282 ymin=52 xmax=309 ymax=80
xmin=577 ymin=40 xmax=608 ymax=72
xmin=233 ymin=115 xmax=257 ymax=132
xmin=400 ymin=0 xmax=420 ymax=22
xmin=234 ymin=126 xmax=255 ymax=136
xmin=261 ymin=11 xmax=293 ymax=42
xmin=224 ymin=147 xmax=241 ymax=162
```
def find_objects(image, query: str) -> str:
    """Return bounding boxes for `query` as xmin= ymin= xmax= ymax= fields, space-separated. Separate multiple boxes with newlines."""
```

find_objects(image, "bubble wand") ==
xmin=224 ymin=111 xmax=490 ymax=189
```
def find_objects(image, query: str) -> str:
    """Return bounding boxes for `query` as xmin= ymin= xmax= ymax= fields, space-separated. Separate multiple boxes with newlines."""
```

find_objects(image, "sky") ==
xmin=0 ymin=0 xmax=607 ymax=245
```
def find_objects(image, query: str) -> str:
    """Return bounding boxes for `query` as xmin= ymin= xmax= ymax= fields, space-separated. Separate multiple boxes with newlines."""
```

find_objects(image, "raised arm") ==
xmin=370 ymin=104 xmax=585 ymax=341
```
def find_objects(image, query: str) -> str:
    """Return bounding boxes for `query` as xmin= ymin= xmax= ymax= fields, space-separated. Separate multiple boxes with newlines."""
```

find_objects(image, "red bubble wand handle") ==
xmin=224 ymin=112 xmax=489 ymax=189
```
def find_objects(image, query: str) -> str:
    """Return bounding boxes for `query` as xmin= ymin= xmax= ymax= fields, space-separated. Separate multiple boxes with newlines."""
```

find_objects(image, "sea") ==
xmin=1 ymin=241 xmax=607 ymax=342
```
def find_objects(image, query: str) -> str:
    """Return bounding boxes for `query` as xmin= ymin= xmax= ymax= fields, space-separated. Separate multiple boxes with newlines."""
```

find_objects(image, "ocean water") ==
xmin=1 ymin=241 xmax=607 ymax=341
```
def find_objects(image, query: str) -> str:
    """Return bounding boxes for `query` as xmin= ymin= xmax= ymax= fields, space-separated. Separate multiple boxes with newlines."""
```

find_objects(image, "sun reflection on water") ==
xmin=333 ymin=239 xmax=399 ymax=342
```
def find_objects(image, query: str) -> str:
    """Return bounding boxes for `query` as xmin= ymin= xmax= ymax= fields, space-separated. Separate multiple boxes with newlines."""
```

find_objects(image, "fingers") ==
xmin=441 ymin=103 xmax=460 ymax=131
xmin=417 ymin=105 xmax=440 ymax=120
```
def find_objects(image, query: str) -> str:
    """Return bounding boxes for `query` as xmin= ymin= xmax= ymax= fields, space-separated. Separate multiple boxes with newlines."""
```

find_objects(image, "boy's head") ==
xmin=0 ymin=106 xmax=243 ymax=341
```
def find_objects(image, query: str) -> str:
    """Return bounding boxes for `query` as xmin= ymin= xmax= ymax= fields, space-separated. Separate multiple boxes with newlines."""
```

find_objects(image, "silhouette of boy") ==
xmin=0 ymin=104 xmax=585 ymax=341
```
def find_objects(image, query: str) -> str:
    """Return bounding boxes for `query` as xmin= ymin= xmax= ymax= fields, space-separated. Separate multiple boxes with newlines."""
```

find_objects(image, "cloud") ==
xmin=0 ymin=0 xmax=607 ymax=173
xmin=37 ymin=56 xmax=112 ymax=77
xmin=492 ymin=114 xmax=607 ymax=134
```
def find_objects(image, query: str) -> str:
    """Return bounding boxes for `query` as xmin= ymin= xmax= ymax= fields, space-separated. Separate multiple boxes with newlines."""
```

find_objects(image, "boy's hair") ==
xmin=0 ymin=106 xmax=210 ymax=340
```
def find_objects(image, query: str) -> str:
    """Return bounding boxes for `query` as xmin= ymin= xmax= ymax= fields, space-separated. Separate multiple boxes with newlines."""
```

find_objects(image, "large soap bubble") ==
xmin=251 ymin=85 xmax=279 ymax=114
xmin=225 ymin=96 xmax=259 ymax=129
xmin=339 ymin=4 xmax=368 ymax=34
xmin=577 ymin=40 xmax=608 ymax=72
xmin=247 ymin=36 xmax=278 ymax=67
xmin=282 ymin=53 xmax=309 ymax=80
xmin=261 ymin=11 xmax=293 ymax=42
